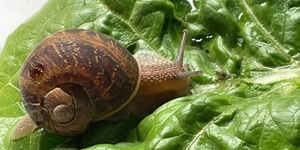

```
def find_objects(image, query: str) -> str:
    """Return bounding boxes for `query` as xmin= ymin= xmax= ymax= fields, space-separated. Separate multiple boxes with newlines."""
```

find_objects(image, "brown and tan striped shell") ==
xmin=19 ymin=29 xmax=140 ymax=136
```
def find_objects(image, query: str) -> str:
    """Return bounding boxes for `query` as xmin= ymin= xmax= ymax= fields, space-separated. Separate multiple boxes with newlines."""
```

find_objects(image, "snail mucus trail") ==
xmin=12 ymin=29 xmax=201 ymax=140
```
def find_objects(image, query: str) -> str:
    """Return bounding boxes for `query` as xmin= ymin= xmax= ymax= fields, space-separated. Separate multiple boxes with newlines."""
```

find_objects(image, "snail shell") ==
xmin=18 ymin=29 xmax=140 ymax=136
xmin=13 ymin=29 xmax=201 ymax=139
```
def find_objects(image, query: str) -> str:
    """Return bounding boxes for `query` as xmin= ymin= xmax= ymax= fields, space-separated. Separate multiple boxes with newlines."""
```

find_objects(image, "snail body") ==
xmin=13 ymin=29 xmax=200 ymax=139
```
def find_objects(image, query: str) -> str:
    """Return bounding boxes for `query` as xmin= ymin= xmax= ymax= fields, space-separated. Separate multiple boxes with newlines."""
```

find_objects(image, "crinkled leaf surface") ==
xmin=1 ymin=0 xmax=300 ymax=149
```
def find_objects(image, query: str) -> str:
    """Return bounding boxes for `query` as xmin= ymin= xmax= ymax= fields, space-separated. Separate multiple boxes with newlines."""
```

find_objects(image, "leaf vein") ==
xmin=240 ymin=0 xmax=287 ymax=54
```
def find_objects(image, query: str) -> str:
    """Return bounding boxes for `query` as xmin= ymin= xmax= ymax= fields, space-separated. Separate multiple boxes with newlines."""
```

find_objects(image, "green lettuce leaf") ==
xmin=1 ymin=0 xmax=300 ymax=149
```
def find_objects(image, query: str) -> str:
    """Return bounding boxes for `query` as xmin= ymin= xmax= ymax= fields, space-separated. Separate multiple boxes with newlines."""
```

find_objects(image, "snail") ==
xmin=12 ymin=29 xmax=201 ymax=140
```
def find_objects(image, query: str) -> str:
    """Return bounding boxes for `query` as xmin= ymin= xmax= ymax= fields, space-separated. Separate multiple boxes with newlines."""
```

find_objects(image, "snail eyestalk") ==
xmin=176 ymin=29 xmax=202 ymax=79
xmin=176 ymin=29 xmax=189 ymax=64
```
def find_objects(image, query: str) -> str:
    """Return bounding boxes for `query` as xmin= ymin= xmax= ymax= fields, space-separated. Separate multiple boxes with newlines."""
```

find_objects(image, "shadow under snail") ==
xmin=12 ymin=29 xmax=201 ymax=140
